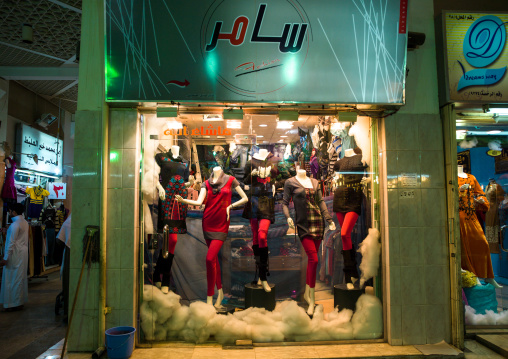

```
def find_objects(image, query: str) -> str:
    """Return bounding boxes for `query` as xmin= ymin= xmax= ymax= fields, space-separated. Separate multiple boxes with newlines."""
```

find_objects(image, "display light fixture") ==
xmin=278 ymin=110 xmax=299 ymax=121
xmin=483 ymin=104 xmax=508 ymax=116
xmin=223 ymin=108 xmax=244 ymax=120
xmin=157 ymin=107 xmax=178 ymax=118
xmin=337 ymin=111 xmax=358 ymax=122
xmin=276 ymin=121 xmax=294 ymax=129
xmin=259 ymin=124 xmax=268 ymax=127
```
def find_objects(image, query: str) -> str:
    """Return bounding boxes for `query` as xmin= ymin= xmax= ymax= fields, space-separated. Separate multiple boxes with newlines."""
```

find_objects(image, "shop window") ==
xmin=138 ymin=113 xmax=383 ymax=343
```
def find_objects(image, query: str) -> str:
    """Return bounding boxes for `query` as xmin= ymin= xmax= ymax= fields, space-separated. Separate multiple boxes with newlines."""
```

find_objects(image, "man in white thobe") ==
xmin=0 ymin=203 xmax=29 ymax=310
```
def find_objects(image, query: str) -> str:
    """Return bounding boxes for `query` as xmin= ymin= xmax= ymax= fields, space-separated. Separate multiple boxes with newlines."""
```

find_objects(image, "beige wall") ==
xmin=379 ymin=0 xmax=451 ymax=345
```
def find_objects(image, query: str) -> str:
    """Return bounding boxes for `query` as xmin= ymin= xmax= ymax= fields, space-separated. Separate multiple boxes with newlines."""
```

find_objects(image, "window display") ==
xmin=140 ymin=113 xmax=382 ymax=343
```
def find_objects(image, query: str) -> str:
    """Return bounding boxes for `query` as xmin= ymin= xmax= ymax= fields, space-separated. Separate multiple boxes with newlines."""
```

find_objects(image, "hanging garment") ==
xmin=1 ymin=157 xmax=17 ymax=200
xmin=155 ymin=150 xmax=190 ymax=233
xmin=281 ymin=177 xmax=332 ymax=241
xmin=309 ymin=155 xmax=319 ymax=179
xmin=242 ymin=176 xmax=275 ymax=223
xmin=484 ymin=182 xmax=504 ymax=253
xmin=458 ymin=174 xmax=494 ymax=279
xmin=26 ymin=186 xmax=50 ymax=219
xmin=201 ymin=172 xmax=239 ymax=241
xmin=333 ymin=154 xmax=366 ymax=215
xmin=0 ymin=215 xmax=29 ymax=308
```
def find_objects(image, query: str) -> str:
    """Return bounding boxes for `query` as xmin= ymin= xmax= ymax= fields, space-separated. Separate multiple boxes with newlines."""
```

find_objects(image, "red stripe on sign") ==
xmin=399 ymin=0 xmax=408 ymax=34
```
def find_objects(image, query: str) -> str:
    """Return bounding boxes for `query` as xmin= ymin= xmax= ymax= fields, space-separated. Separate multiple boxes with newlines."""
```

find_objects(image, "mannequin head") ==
xmin=311 ymin=148 xmax=316 ymax=157
xmin=296 ymin=169 xmax=307 ymax=178
xmin=212 ymin=166 xmax=223 ymax=177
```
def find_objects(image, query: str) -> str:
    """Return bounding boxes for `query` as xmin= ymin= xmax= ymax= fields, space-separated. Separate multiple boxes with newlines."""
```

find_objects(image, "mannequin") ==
xmin=282 ymin=169 xmax=336 ymax=315
xmin=243 ymin=166 xmax=276 ymax=292
xmin=2 ymin=156 xmax=17 ymax=212
xmin=485 ymin=178 xmax=505 ymax=253
xmin=176 ymin=166 xmax=248 ymax=307
xmin=457 ymin=166 xmax=502 ymax=288
xmin=154 ymin=145 xmax=194 ymax=293
xmin=254 ymin=149 xmax=269 ymax=160
xmin=333 ymin=147 xmax=367 ymax=289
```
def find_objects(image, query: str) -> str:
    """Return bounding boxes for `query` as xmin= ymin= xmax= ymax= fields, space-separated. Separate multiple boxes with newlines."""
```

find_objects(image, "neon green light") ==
xmin=284 ymin=55 xmax=298 ymax=83
xmin=110 ymin=151 xmax=119 ymax=162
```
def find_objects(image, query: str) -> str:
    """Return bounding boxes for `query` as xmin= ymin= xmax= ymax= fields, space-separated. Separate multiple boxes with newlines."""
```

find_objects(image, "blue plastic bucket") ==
xmin=105 ymin=326 xmax=136 ymax=359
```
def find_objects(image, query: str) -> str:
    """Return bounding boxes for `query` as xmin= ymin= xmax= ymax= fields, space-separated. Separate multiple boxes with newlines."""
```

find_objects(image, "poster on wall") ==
xmin=105 ymin=0 xmax=407 ymax=104
xmin=443 ymin=12 xmax=508 ymax=103
xmin=15 ymin=124 xmax=63 ymax=176
xmin=47 ymin=182 xmax=66 ymax=199
xmin=457 ymin=150 xmax=471 ymax=174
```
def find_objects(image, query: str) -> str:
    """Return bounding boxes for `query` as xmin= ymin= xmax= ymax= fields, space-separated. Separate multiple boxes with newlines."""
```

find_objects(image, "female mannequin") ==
xmin=485 ymin=178 xmax=504 ymax=253
xmin=2 ymin=156 xmax=17 ymax=211
xmin=458 ymin=166 xmax=502 ymax=288
xmin=333 ymin=147 xmax=367 ymax=288
xmin=243 ymin=166 xmax=276 ymax=292
xmin=154 ymin=145 xmax=194 ymax=293
xmin=243 ymin=149 xmax=279 ymax=182
xmin=282 ymin=169 xmax=336 ymax=315
xmin=176 ymin=166 xmax=248 ymax=307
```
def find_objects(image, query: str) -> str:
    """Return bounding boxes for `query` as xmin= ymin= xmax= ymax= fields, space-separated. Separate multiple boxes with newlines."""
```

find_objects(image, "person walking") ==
xmin=0 ymin=203 xmax=29 ymax=311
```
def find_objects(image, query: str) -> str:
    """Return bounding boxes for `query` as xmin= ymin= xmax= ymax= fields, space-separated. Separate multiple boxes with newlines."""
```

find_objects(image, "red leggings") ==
xmin=168 ymin=233 xmax=177 ymax=254
xmin=205 ymin=239 xmax=223 ymax=296
xmin=301 ymin=236 xmax=322 ymax=288
xmin=250 ymin=218 xmax=270 ymax=248
xmin=336 ymin=212 xmax=359 ymax=251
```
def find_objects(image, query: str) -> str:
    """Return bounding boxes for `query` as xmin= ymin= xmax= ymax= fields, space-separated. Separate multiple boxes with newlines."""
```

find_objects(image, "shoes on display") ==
xmin=161 ymin=286 xmax=169 ymax=294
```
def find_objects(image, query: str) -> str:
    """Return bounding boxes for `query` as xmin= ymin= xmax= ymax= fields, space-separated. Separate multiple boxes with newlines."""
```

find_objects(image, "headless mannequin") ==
xmin=335 ymin=148 xmax=362 ymax=290
xmin=245 ymin=166 xmax=274 ymax=292
xmin=288 ymin=169 xmax=336 ymax=315
xmin=154 ymin=145 xmax=194 ymax=294
xmin=458 ymin=166 xmax=502 ymax=288
xmin=176 ymin=166 xmax=249 ymax=307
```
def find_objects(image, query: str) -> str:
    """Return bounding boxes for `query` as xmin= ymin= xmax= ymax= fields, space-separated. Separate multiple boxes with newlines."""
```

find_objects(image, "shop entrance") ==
xmin=137 ymin=107 xmax=383 ymax=344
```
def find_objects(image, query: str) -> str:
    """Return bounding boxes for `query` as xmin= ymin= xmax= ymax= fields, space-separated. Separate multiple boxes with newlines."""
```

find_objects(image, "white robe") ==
xmin=0 ymin=215 xmax=29 ymax=308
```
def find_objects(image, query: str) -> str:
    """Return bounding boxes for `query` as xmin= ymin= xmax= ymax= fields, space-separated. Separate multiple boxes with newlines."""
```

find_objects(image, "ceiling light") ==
xmin=280 ymin=135 xmax=288 ymax=138
xmin=257 ymin=135 xmax=264 ymax=138
xmin=203 ymin=114 xmax=223 ymax=121
xmin=226 ymin=121 xmax=242 ymax=129
xmin=278 ymin=139 xmax=284 ymax=142
xmin=484 ymin=105 xmax=508 ymax=116
xmin=278 ymin=111 xmax=299 ymax=121
xmin=223 ymin=109 xmax=244 ymax=120
xmin=263 ymin=141 xmax=269 ymax=143
xmin=487 ymin=130 xmax=502 ymax=134
xmin=259 ymin=124 xmax=268 ymax=127
xmin=166 ymin=120 xmax=183 ymax=130
xmin=157 ymin=107 xmax=178 ymax=118
xmin=276 ymin=121 xmax=293 ymax=129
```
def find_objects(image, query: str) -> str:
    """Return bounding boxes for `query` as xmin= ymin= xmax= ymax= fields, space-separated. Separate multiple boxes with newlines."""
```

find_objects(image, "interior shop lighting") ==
xmin=484 ymin=105 xmax=508 ymax=116
xmin=259 ymin=124 xmax=268 ymax=127
xmin=157 ymin=107 xmax=178 ymax=118
xmin=257 ymin=135 xmax=264 ymax=138
xmin=223 ymin=108 xmax=244 ymax=120
xmin=226 ymin=120 xmax=242 ymax=129
xmin=337 ymin=111 xmax=358 ymax=123
xmin=487 ymin=130 xmax=502 ymax=134
xmin=203 ymin=114 xmax=223 ymax=121
xmin=280 ymin=135 xmax=288 ymax=138
xmin=276 ymin=121 xmax=294 ymax=129
xmin=456 ymin=130 xmax=467 ymax=140
xmin=278 ymin=110 xmax=299 ymax=121
xmin=166 ymin=120 xmax=183 ymax=130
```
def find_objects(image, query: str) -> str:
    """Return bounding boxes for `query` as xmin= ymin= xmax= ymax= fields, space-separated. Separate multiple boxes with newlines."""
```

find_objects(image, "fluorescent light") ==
xmin=280 ymin=135 xmax=288 ymax=138
xmin=226 ymin=121 xmax=242 ymax=129
xmin=166 ymin=121 xmax=183 ymax=129
xmin=259 ymin=124 xmax=268 ymax=127
xmin=278 ymin=139 xmax=284 ymax=142
xmin=203 ymin=114 xmax=223 ymax=121
xmin=277 ymin=121 xmax=293 ymax=129
xmin=263 ymin=141 xmax=269 ymax=143
xmin=257 ymin=135 xmax=264 ymax=138
xmin=487 ymin=130 xmax=502 ymax=134
xmin=486 ymin=106 xmax=508 ymax=115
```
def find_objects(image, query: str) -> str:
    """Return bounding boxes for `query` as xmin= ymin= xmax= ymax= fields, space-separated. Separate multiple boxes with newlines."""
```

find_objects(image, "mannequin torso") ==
xmin=458 ymin=165 xmax=468 ymax=179
xmin=295 ymin=169 xmax=313 ymax=188
xmin=344 ymin=148 xmax=355 ymax=157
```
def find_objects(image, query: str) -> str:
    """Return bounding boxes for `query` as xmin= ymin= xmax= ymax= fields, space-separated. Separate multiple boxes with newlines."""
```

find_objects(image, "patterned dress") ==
xmin=305 ymin=188 xmax=325 ymax=239
xmin=458 ymin=174 xmax=494 ymax=279
xmin=155 ymin=152 xmax=189 ymax=233
xmin=484 ymin=182 xmax=504 ymax=253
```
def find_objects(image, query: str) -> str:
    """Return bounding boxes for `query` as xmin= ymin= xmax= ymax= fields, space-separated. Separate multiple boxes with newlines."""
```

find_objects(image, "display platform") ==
xmin=334 ymin=284 xmax=365 ymax=311
xmin=245 ymin=283 xmax=276 ymax=311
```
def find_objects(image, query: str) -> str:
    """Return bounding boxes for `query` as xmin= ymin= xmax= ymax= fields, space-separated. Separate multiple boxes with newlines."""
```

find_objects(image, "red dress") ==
xmin=202 ymin=176 xmax=235 ymax=241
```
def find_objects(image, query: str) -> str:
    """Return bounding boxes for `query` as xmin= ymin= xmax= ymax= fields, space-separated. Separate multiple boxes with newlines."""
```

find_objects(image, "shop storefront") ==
xmin=68 ymin=0 xmax=455 ymax=353
xmin=438 ymin=11 xmax=508 ymax=330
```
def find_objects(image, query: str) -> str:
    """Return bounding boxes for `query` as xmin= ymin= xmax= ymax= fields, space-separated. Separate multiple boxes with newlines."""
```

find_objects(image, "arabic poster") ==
xmin=444 ymin=12 xmax=508 ymax=103
xmin=48 ymin=182 xmax=66 ymax=199
xmin=17 ymin=124 xmax=63 ymax=175
xmin=105 ymin=0 xmax=407 ymax=104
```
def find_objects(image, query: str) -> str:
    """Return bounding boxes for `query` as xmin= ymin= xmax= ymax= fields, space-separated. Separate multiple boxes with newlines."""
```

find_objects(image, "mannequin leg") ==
xmin=251 ymin=219 xmax=260 ymax=284
xmin=301 ymin=236 xmax=321 ymax=288
xmin=205 ymin=239 xmax=224 ymax=302
xmin=336 ymin=212 xmax=359 ymax=251
xmin=160 ymin=233 xmax=178 ymax=293
xmin=258 ymin=219 xmax=271 ymax=292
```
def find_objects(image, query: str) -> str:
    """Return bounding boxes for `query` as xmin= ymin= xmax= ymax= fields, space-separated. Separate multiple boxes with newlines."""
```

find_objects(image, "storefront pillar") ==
xmin=68 ymin=0 xmax=108 ymax=352
xmin=379 ymin=0 xmax=452 ymax=345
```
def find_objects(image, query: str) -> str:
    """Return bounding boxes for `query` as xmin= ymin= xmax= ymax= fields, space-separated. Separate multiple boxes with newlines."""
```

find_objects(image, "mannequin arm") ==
xmin=227 ymin=186 xmax=249 ymax=221
xmin=281 ymin=182 xmax=294 ymax=228
xmin=184 ymin=175 xmax=195 ymax=188
xmin=156 ymin=182 xmax=166 ymax=200
xmin=175 ymin=187 xmax=206 ymax=206
xmin=5 ymin=158 xmax=11 ymax=169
